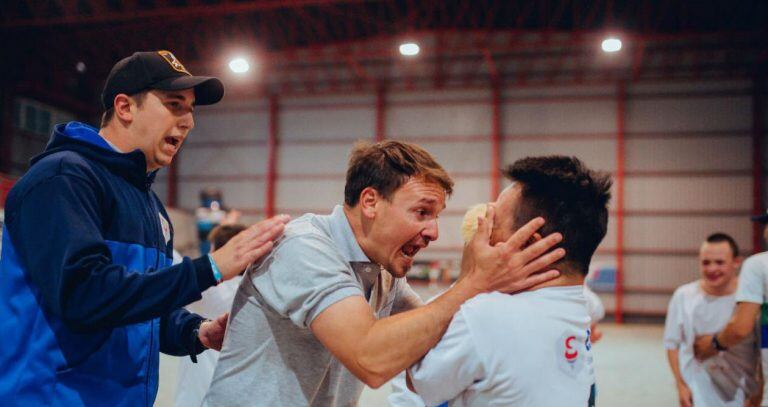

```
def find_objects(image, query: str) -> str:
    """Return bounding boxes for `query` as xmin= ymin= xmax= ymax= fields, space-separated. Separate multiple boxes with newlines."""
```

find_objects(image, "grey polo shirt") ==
xmin=204 ymin=205 xmax=422 ymax=407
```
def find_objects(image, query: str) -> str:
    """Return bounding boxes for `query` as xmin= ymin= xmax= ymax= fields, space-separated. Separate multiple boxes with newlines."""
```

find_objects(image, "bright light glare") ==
xmin=399 ymin=42 xmax=420 ymax=56
xmin=229 ymin=58 xmax=250 ymax=73
xmin=601 ymin=38 xmax=622 ymax=53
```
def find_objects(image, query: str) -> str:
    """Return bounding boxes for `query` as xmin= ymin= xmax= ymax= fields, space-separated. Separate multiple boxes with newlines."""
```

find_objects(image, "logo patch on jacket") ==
xmin=159 ymin=213 xmax=171 ymax=245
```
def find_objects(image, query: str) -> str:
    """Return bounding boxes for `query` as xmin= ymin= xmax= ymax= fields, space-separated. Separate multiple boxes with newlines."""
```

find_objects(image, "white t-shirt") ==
xmin=583 ymin=286 xmax=605 ymax=323
xmin=664 ymin=280 xmax=759 ymax=407
xmin=408 ymin=286 xmax=595 ymax=406
xmin=736 ymin=252 xmax=768 ymax=406
xmin=174 ymin=276 xmax=242 ymax=407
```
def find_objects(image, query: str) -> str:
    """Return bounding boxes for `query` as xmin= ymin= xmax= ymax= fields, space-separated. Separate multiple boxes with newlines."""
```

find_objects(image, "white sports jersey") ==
xmin=664 ymin=281 xmax=759 ymax=407
xmin=735 ymin=252 xmax=768 ymax=406
xmin=409 ymin=286 xmax=595 ymax=406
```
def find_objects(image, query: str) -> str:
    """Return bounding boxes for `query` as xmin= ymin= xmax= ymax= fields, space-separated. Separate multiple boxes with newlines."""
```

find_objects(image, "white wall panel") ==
xmin=276 ymin=180 xmax=345 ymax=211
xmin=623 ymin=255 xmax=699 ymax=289
xmin=409 ymin=140 xmax=492 ymax=174
xmin=278 ymin=144 xmax=351 ymax=175
xmin=624 ymin=216 xmax=750 ymax=251
xmin=179 ymin=146 xmax=267 ymax=176
xmin=444 ymin=177 xmax=492 ymax=211
xmin=625 ymin=137 xmax=751 ymax=171
xmin=192 ymin=111 xmax=269 ymax=142
xmin=502 ymin=101 xmax=616 ymax=135
xmin=624 ymin=177 xmax=751 ymax=211
xmin=387 ymin=104 xmax=492 ymax=137
xmin=502 ymin=139 xmax=616 ymax=172
xmin=626 ymin=97 xmax=751 ymax=132
xmin=280 ymin=108 xmax=375 ymax=140
xmin=429 ymin=215 xmax=465 ymax=251
xmin=622 ymin=293 xmax=670 ymax=314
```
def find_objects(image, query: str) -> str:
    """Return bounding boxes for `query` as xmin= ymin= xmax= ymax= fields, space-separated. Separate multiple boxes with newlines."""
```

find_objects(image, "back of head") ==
xmin=344 ymin=140 xmax=454 ymax=206
xmin=208 ymin=223 xmax=247 ymax=251
xmin=505 ymin=156 xmax=612 ymax=276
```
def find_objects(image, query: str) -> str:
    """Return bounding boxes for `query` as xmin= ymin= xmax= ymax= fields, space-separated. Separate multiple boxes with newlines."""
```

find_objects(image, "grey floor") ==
xmin=156 ymin=322 xmax=676 ymax=406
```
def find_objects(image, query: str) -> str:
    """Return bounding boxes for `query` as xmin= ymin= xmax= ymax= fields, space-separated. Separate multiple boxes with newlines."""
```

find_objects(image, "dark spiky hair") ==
xmin=505 ymin=156 xmax=612 ymax=276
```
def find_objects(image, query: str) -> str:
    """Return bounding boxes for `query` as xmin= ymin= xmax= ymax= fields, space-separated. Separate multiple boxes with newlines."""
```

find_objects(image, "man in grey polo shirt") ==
xmin=204 ymin=141 xmax=565 ymax=406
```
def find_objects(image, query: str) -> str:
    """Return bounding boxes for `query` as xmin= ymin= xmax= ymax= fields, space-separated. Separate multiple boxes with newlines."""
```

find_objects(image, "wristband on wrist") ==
xmin=712 ymin=334 xmax=728 ymax=351
xmin=207 ymin=254 xmax=223 ymax=283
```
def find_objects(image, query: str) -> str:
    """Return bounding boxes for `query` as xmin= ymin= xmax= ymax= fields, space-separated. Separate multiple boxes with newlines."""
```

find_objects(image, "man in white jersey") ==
xmin=695 ymin=213 xmax=768 ymax=406
xmin=665 ymin=233 xmax=760 ymax=407
xmin=406 ymin=156 xmax=610 ymax=406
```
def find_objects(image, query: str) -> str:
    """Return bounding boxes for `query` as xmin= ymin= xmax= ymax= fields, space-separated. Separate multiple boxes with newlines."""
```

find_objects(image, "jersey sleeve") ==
xmin=663 ymin=288 xmax=684 ymax=350
xmin=409 ymin=309 xmax=484 ymax=406
xmin=736 ymin=256 xmax=767 ymax=304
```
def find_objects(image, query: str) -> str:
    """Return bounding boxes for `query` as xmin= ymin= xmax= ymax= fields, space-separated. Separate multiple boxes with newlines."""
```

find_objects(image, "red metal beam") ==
xmin=265 ymin=94 xmax=280 ymax=218
xmin=490 ymin=83 xmax=501 ymax=200
xmin=615 ymin=81 xmax=626 ymax=324
xmin=375 ymin=86 xmax=386 ymax=142
xmin=752 ymin=75 xmax=765 ymax=253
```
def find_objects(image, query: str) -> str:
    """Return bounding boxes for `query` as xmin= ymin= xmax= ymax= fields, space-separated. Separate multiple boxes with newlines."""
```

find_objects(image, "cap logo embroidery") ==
xmin=158 ymin=50 xmax=191 ymax=75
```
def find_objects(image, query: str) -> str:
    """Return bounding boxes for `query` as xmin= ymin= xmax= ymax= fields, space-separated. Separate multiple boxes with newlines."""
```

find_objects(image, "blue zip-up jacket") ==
xmin=0 ymin=122 xmax=218 ymax=406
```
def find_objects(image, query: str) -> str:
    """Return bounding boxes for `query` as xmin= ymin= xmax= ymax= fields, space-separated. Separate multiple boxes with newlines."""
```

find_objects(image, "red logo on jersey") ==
xmin=564 ymin=335 xmax=579 ymax=362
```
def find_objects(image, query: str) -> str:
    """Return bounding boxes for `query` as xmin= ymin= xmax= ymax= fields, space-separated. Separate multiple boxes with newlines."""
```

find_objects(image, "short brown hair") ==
xmin=344 ymin=140 xmax=454 ymax=206
xmin=100 ymin=91 xmax=149 ymax=128
xmin=208 ymin=223 xmax=247 ymax=251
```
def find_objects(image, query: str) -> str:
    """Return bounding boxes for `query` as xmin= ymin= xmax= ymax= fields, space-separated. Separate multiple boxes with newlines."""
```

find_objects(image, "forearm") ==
xmin=717 ymin=302 xmax=761 ymax=348
xmin=159 ymin=308 xmax=205 ymax=357
xmin=352 ymin=280 xmax=479 ymax=387
xmin=666 ymin=349 xmax=686 ymax=387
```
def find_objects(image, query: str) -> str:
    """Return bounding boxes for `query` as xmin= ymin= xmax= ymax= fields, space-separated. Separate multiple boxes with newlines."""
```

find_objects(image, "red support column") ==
xmin=753 ymin=75 xmax=765 ymax=253
xmin=490 ymin=83 xmax=502 ymax=200
xmin=375 ymin=86 xmax=386 ymax=142
xmin=615 ymin=81 xmax=626 ymax=323
xmin=265 ymin=94 xmax=280 ymax=218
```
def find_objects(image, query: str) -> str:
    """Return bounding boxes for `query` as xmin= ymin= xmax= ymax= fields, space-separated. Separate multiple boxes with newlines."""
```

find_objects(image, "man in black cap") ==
xmin=694 ymin=211 xmax=768 ymax=406
xmin=0 ymin=50 xmax=289 ymax=406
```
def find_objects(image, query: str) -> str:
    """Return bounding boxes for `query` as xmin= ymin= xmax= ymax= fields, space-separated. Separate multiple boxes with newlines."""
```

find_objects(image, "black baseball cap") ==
xmin=101 ymin=50 xmax=224 ymax=110
xmin=752 ymin=209 xmax=768 ymax=223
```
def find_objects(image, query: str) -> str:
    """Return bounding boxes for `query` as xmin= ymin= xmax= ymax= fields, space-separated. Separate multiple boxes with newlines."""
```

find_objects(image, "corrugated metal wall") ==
xmin=155 ymin=78 xmax=765 ymax=317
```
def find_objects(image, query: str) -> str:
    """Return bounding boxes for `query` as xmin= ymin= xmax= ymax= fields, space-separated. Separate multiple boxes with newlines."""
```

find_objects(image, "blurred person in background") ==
xmin=665 ymin=233 xmax=760 ymax=407
xmin=175 ymin=223 xmax=248 ymax=407
xmin=695 ymin=215 xmax=768 ymax=406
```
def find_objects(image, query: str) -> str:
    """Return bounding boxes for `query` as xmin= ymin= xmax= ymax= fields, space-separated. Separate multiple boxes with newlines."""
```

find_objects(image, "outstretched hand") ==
xmin=462 ymin=204 xmax=564 ymax=294
xmin=211 ymin=214 xmax=291 ymax=280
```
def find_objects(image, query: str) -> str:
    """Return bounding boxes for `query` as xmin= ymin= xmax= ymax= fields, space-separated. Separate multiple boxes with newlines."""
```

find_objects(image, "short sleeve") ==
xmin=409 ymin=309 xmax=484 ymax=406
xmin=583 ymin=286 xmax=605 ymax=323
xmin=249 ymin=233 xmax=363 ymax=328
xmin=736 ymin=256 xmax=767 ymax=304
xmin=663 ymin=289 xmax=684 ymax=350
